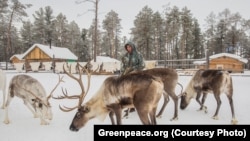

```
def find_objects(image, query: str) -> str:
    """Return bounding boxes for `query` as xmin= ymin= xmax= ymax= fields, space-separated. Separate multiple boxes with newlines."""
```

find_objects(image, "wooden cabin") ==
xmin=194 ymin=53 xmax=248 ymax=73
xmin=21 ymin=44 xmax=78 ymax=62
xmin=11 ymin=44 xmax=78 ymax=72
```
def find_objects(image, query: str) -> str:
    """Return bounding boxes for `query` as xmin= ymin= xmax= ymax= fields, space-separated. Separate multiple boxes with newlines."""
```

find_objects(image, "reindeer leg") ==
xmin=150 ymin=107 xmax=158 ymax=125
xmin=114 ymin=108 xmax=122 ymax=125
xmin=212 ymin=93 xmax=221 ymax=120
xmin=169 ymin=91 xmax=179 ymax=121
xmin=3 ymin=105 xmax=10 ymax=124
xmin=135 ymin=103 xmax=151 ymax=125
xmin=201 ymin=92 xmax=208 ymax=113
xmin=4 ymin=102 xmax=10 ymax=124
xmin=195 ymin=90 xmax=206 ymax=113
xmin=108 ymin=104 xmax=123 ymax=125
xmin=109 ymin=111 xmax=116 ymax=125
xmin=137 ymin=109 xmax=151 ymax=125
xmin=156 ymin=91 xmax=169 ymax=118
xmin=226 ymin=93 xmax=238 ymax=124
xmin=3 ymin=92 xmax=13 ymax=124
xmin=1 ymin=91 xmax=5 ymax=109
xmin=196 ymin=92 xmax=201 ymax=109
xmin=161 ymin=89 xmax=179 ymax=121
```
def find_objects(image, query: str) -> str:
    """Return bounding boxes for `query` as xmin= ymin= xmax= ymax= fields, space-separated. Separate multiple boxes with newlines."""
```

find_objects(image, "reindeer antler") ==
xmin=177 ymin=82 xmax=184 ymax=98
xmin=53 ymin=62 xmax=91 ymax=112
xmin=47 ymin=74 xmax=64 ymax=102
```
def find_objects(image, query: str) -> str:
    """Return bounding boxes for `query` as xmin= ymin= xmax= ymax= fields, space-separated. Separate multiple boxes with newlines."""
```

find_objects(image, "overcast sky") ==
xmin=19 ymin=0 xmax=250 ymax=37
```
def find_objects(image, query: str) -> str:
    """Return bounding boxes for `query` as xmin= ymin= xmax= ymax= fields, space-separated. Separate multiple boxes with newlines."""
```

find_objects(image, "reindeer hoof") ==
xmin=156 ymin=115 xmax=162 ymax=119
xmin=170 ymin=117 xmax=178 ymax=121
xmin=231 ymin=119 xmax=238 ymax=125
xmin=122 ymin=113 xmax=129 ymax=119
xmin=124 ymin=116 xmax=129 ymax=119
xmin=212 ymin=116 xmax=219 ymax=120
xmin=3 ymin=119 xmax=10 ymax=124
xmin=41 ymin=122 xmax=49 ymax=125
xmin=204 ymin=110 xmax=208 ymax=113
xmin=122 ymin=115 xmax=128 ymax=119
xmin=41 ymin=120 xmax=50 ymax=125
xmin=197 ymin=106 xmax=208 ymax=113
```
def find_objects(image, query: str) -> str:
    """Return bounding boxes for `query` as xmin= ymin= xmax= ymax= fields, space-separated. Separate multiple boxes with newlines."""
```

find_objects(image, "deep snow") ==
xmin=0 ymin=70 xmax=250 ymax=141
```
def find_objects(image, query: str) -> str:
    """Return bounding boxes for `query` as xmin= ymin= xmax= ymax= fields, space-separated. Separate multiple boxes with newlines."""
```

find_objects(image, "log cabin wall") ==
xmin=209 ymin=56 xmax=244 ymax=73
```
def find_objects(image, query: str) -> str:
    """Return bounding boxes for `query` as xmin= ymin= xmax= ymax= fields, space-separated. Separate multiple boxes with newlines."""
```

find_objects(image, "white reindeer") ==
xmin=0 ymin=69 xmax=6 ymax=109
xmin=4 ymin=74 xmax=63 ymax=125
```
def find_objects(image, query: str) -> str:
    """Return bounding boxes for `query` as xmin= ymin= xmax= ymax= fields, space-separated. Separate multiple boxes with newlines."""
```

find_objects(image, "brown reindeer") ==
xmin=4 ymin=74 xmax=63 ymax=125
xmin=123 ymin=68 xmax=181 ymax=121
xmin=53 ymin=64 xmax=164 ymax=131
xmin=180 ymin=69 xmax=238 ymax=124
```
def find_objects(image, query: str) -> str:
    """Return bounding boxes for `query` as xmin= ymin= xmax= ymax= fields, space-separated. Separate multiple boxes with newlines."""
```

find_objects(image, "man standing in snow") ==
xmin=120 ymin=41 xmax=145 ymax=75
xmin=120 ymin=41 xmax=145 ymax=116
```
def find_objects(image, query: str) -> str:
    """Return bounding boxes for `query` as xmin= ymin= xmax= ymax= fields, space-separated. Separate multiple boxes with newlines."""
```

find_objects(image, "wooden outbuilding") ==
xmin=194 ymin=53 xmax=248 ymax=73
xmin=10 ymin=43 xmax=78 ymax=72
xmin=10 ymin=54 xmax=24 ymax=63
xmin=21 ymin=43 xmax=78 ymax=62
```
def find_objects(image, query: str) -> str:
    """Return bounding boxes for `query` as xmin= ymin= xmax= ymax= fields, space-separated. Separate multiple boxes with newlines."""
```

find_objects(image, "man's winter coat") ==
xmin=120 ymin=42 xmax=145 ymax=75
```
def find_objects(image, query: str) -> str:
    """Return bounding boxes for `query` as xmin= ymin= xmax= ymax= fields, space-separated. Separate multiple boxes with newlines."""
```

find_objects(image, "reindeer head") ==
xmin=69 ymin=105 xmax=91 ymax=131
xmin=179 ymin=90 xmax=196 ymax=110
xmin=30 ymin=97 xmax=52 ymax=120
xmin=179 ymin=92 xmax=189 ymax=109
xmin=179 ymin=79 xmax=196 ymax=110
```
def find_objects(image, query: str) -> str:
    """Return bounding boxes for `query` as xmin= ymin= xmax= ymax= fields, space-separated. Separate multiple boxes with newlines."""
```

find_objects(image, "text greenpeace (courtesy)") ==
xmin=94 ymin=125 xmax=249 ymax=141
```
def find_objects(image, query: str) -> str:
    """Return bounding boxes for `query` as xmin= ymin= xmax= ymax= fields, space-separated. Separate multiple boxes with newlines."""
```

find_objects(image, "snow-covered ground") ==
xmin=0 ymin=70 xmax=250 ymax=141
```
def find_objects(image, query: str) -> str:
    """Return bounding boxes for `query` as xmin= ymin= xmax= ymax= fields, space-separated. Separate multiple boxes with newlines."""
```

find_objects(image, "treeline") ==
xmin=1 ymin=0 xmax=250 ymax=65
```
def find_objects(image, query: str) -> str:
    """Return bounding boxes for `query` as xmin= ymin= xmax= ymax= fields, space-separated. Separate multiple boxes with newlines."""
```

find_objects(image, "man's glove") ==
xmin=122 ymin=67 xmax=133 ymax=75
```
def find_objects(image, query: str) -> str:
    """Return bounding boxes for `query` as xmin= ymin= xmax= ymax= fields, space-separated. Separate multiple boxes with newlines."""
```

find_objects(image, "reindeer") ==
xmin=123 ymin=68 xmax=181 ymax=121
xmin=53 ymin=64 xmax=164 ymax=131
xmin=179 ymin=69 xmax=238 ymax=124
xmin=4 ymin=74 xmax=63 ymax=125
xmin=0 ymin=69 xmax=6 ymax=109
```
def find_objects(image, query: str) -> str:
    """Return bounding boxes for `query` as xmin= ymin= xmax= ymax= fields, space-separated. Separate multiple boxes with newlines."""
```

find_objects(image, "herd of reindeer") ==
xmin=0 ymin=63 xmax=238 ymax=132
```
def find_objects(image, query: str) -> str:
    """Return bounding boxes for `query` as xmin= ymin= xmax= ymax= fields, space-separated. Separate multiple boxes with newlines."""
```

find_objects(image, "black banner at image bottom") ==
xmin=94 ymin=125 xmax=249 ymax=141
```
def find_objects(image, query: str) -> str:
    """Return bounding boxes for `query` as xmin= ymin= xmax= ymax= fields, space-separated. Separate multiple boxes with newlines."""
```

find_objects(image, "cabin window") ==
xmin=216 ymin=64 xmax=223 ymax=70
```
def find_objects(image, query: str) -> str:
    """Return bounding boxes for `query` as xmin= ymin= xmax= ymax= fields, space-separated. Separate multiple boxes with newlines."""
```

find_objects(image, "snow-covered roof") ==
xmin=193 ymin=53 xmax=248 ymax=64
xmin=210 ymin=53 xmax=248 ymax=63
xmin=91 ymin=56 xmax=120 ymax=63
xmin=22 ymin=43 xmax=78 ymax=60
xmin=10 ymin=54 xmax=24 ymax=60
